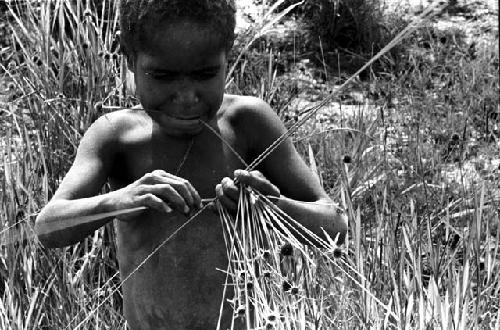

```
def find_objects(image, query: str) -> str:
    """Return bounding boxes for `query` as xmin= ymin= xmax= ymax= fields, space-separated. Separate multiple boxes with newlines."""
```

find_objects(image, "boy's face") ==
xmin=131 ymin=20 xmax=228 ymax=137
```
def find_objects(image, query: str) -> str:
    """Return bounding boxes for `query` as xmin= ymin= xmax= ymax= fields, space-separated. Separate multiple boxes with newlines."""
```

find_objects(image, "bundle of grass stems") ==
xmin=216 ymin=186 xmax=345 ymax=330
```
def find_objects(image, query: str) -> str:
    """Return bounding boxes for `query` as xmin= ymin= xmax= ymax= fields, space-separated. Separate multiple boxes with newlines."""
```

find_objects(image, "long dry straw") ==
xmin=217 ymin=187 xmax=399 ymax=328
xmin=253 ymin=190 xmax=399 ymax=320
xmin=66 ymin=3 xmax=447 ymax=328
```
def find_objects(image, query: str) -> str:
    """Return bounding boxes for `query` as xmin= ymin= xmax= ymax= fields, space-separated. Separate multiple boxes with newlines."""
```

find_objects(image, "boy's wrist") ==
xmin=100 ymin=189 xmax=124 ymax=213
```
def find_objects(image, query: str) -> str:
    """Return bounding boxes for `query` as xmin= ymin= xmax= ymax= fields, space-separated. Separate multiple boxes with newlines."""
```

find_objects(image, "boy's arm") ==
xmin=35 ymin=115 xmax=121 ymax=247
xmin=217 ymin=97 xmax=348 ymax=245
xmin=36 ymin=113 xmax=202 ymax=248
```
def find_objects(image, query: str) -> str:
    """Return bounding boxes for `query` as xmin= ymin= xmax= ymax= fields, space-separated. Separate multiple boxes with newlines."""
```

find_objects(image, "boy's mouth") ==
xmin=168 ymin=115 xmax=203 ymax=125
xmin=158 ymin=114 xmax=207 ymax=131
xmin=172 ymin=115 xmax=201 ymax=121
xmin=148 ymin=111 xmax=202 ymax=122
xmin=146 ymin=109 xmax=213 ymax=134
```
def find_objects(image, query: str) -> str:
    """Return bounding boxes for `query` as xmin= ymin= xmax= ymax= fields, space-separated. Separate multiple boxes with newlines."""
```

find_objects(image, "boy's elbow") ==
xmin=36 ymin=234 xmax=58 ymax=248
xmin=34 ymin=222 xmax=55 ymax=248
xmin=36 ymin=232 xmax=72 ymax=249
xmin=34 ymin=218 xmax=68 ymax=249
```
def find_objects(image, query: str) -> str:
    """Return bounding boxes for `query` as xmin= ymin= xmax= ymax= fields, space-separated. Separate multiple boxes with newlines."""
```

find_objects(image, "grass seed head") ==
xmin=94 ymin=102 xmax=103 ymax=112
xmin=282 ymin=280 xmax=291 ymax=292
xmin=237 ymin=306 xmax=245 ymax=316
xmin=32 ymin=56 xmax=42 ymax=66
xmin=7 ymin=61 xmax=16 ymax=70
xmin=280 ymin=243 xmax=293 ymax=256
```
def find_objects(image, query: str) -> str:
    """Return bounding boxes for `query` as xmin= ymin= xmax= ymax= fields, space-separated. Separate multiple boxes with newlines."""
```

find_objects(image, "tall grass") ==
xmin=1 ymin=0 xmax=126 ymax=328
xmin=1 ymin=0 xmax=499 ymax=329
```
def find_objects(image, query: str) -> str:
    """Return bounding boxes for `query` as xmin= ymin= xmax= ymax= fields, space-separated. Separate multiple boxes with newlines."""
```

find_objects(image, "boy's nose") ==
xmin=171 ymin=89 xmax=199 ymax=105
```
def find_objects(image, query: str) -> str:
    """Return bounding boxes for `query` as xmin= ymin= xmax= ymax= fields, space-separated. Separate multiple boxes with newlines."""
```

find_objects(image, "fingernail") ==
xmin=184 ymin=205 xmax=190 ymax=214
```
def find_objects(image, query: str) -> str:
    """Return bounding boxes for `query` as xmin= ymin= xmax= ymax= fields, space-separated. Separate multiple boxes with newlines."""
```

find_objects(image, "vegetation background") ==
xmin=0 ymin=0 xmax=498 ymax=328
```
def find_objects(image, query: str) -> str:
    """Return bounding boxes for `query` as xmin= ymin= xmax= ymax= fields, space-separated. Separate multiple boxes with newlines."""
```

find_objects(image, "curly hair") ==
xmin=119 ymin=0 xmax=236 ymax=60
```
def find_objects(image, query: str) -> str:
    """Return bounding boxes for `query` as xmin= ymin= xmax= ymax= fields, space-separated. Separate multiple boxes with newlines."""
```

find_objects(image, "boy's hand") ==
xmin=114 ymin=170 xmax=202 ymax=221
xmin=215 ymin=169 xmax=280 ymax=212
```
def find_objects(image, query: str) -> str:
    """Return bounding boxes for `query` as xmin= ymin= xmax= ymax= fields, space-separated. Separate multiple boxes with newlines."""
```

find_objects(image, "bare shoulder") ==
xmin=50 ymin=108 xmax=148 ymax=201
xmin=221 ymin=94 xmax=284 ymax=140
xmin=90 ymin=107 xmax=148 ymax=135
xmin=221 ymin=94 xmax=277 ymax=123
xmin=220 ymin=94 xmax=286 ymax=154
xmin=82 ymin=108 xmax=149 ymax=147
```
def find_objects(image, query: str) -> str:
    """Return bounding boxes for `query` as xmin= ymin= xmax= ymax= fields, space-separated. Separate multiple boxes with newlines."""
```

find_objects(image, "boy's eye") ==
xmin=192 ymin=69 xmax=219 ymax=80
xmin=145 ymin=69 xmax=218 ymax=81
xmin=146 ymin=72 xmax=177 ymax=81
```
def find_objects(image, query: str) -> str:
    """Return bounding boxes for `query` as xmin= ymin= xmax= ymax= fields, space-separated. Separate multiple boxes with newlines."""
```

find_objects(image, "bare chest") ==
xmin=109 ymin=125 xmax=246 ymax=328
xmin=109 ymin=121 xmax=247 ymax=255
xmin=110 ymin=123 xmax=246 ymax=198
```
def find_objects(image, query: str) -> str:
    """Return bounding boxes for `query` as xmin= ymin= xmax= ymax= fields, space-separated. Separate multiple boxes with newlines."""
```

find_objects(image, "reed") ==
xmin=216 ymin=186 xmax=348 ymax=329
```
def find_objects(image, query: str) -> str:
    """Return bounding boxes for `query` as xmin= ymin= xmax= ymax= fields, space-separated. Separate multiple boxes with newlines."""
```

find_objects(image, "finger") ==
xmin=145 ymin=170 xmax=183 ymax=184
xmin=140 ymin=171 xmax=176 ymax=185
xmin=185 ymin=180 xmax=202 ymax=209
xmin=139 ymin=193 xmax=172 ymax=214
xmin=139 ymin=172 xmax=158 ymax=184
xmin=216 ymin=183 xmax=238 ymax=211
xmin=149 ymin=171 xmax=199 ymax=210
xmin=152 ymin=169 xmax=187 ymax=182
xmin=234 ymin=169 xmax=251 ymax=182
xmin=148 ymin=184 xmax=190 ymax=214
xmin=151 ymin=169 xmax=169 ymax=177
xmin=221 ymin=177 xmax=239 ymax=201
xmin=170 ymin=179 xmax=194 ymax=208
xmin=234 ymin=170 xmax=280 ymax=196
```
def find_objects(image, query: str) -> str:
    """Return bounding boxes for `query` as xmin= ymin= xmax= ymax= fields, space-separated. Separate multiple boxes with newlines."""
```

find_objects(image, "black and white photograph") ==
xmin=0 ymin=0 xmax=498 ymax=329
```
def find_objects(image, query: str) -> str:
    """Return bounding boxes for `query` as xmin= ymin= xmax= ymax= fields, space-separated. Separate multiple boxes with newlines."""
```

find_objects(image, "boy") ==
xmin=34 ymin=1 xmax=347 ymax=329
